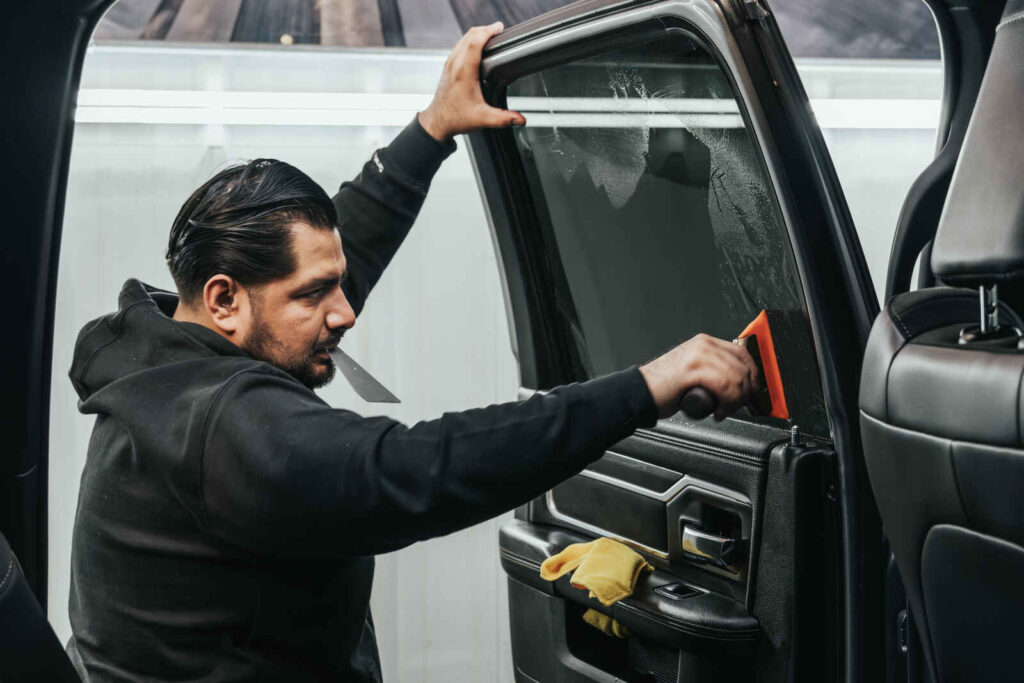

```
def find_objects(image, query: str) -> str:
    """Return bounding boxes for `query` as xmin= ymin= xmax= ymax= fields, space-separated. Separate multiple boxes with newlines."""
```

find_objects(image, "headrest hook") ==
xmin=980 ymin=284 xmax=999 ymax=334
xmin=958 ymin=284 xmax=1023 ymax=345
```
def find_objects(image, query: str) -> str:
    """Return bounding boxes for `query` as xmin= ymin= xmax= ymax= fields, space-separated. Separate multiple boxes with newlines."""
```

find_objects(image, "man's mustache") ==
xmin=314 ymin=331 xmax=344 ymax=354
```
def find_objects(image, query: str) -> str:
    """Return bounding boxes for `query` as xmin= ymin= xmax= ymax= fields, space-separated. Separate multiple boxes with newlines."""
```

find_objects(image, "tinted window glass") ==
xmin=507 ymin=31 xmax=827 ymax=434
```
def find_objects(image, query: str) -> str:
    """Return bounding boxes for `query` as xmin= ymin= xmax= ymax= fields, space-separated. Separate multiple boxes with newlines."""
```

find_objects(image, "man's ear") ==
xmin=202 ymin=274 xmax=247 ymax=337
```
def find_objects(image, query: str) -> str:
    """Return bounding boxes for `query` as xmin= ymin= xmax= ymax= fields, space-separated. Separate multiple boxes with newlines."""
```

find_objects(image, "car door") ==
xmin=465 ymin=1 xmax=882 ymax=681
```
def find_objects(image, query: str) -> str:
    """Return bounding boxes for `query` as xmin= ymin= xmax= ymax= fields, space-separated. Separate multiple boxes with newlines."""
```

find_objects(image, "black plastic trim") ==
xmin=1 ymin=0 xmax=116 ymax=606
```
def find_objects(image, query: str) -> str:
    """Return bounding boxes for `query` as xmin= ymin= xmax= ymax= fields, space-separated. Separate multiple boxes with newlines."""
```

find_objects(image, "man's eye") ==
xmin=304 ymin=287 xmax=328 ymax=300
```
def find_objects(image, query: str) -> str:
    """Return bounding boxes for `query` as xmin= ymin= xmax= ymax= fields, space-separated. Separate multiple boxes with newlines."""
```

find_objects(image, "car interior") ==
xmin=1 ymin=0 xmax=1021 ymax=682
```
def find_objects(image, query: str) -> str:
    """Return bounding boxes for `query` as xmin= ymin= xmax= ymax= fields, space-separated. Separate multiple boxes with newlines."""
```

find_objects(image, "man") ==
xmin=67 ymin=23 xmax=759 ymax=682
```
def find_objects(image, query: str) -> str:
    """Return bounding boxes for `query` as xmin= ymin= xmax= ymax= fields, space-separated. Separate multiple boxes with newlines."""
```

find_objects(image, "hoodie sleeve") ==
xmin=334 ymin=116 xmax=457 ymax=316
xmin=199 ymin=367 xmax=657 ymax=557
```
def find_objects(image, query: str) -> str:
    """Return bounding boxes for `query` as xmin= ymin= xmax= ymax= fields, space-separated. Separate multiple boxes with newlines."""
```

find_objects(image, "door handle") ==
xmin=682 ymin=525 xmax=736 ymax=568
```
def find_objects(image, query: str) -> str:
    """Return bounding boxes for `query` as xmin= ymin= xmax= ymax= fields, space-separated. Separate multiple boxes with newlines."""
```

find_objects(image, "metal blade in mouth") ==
xmin=328 ymin=347 xmax=400 ymax=403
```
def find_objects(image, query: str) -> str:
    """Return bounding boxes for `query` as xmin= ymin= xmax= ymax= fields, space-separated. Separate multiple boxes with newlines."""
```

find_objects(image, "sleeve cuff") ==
xmin=379 ymin=116 xmax=458 ymax=187
xmin=625 ymin=366 xmax=659 ymax=428
xmin=580 ymin=366 xmax=659 ymax=432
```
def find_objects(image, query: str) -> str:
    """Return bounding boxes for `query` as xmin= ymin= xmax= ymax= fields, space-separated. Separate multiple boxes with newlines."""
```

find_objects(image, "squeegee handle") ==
xmin=679 ymin=386 xmax=717 ymax=420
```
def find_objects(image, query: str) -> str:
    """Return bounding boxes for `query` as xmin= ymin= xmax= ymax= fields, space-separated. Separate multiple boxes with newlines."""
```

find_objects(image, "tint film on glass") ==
xmin=507 ymin=31 xmax=827 ymax=434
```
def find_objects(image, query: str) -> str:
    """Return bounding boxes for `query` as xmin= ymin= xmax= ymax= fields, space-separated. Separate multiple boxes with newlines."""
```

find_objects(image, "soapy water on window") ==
xmin=517 ymin=70 xmax=651 ymax=206
xmin=511 ymin=65 xmax=801 ymax=313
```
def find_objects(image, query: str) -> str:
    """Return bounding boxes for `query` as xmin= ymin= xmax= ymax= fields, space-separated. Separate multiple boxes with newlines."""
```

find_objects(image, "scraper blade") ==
xmin=329 ymin=347 xmax=400 ymax=403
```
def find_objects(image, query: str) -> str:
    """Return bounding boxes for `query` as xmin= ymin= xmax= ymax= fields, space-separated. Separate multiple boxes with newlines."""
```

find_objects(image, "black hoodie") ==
xmin=66 ymin=119 xmax=657 ymax=681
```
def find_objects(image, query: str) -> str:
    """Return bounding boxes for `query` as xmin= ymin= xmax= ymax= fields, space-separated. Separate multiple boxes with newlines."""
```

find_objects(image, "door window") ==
xmin=506 ymin=31 xmax=827 ymax=434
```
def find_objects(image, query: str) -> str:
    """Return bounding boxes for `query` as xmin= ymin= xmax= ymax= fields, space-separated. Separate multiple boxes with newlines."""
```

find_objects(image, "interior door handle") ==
xmin=682 ymin=525 xmax=736 ymax=568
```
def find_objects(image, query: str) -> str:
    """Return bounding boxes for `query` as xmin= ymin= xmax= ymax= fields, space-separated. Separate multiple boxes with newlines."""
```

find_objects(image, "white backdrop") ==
xmin=49 ymin=43 xmax=939 ymax=681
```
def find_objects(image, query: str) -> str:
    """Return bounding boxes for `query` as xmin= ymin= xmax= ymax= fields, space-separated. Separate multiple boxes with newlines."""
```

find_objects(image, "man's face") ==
xmin=241 ymin=222 xmax=355 ymax=389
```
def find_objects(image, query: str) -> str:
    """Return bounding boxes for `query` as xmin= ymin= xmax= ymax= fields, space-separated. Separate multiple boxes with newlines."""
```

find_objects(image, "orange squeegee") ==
xmin=678 ymin=309 xmax=790 ymax=421
xmin=737 ymin=310 xmax=789 ymax=420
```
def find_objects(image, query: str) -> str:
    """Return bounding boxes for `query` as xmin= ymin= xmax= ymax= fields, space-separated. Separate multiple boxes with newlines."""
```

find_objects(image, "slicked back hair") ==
xmin=166 ymin=159 xmax=338 ymax=304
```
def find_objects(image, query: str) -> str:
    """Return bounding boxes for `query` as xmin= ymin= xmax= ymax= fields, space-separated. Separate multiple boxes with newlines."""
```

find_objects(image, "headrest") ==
xmin=932 ymin=1 xmax=1024 ymax=287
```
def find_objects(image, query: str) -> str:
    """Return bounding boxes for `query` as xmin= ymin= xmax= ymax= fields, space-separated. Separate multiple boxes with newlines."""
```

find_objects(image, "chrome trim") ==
xmin=682 ymin=525 xmax=737 ymax=568
xmin=545 ymin=473 xmax=750 ymax=560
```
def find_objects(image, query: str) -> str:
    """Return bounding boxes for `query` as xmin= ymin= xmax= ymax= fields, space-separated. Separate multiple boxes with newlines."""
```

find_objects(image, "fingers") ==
xmin=722 ymin=338 xmax=761 ymax=389
xmin=698 ymin=353 xmax=752 ymax=419
xmin=641 ymin=332 xmax=766 ymax=420
xmin=481 ymin=105 xmax=527 ymax=128
xmin=678 ymin=334 xmax=758 ymax=420
xmin=460 ymin=22 xmax=504 ymax=73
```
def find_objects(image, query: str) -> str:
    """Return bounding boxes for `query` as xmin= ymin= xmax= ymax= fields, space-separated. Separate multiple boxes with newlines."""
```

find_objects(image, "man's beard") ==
xmin=245 ymin=306 xmax=340 ymax=390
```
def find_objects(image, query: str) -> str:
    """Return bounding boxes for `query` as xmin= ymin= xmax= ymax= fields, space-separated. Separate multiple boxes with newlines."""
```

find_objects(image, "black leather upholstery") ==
xmin=932 ymin=3 xmax=1024 ymax=286
xmin=920 ymin=525 xmax=1024 ymax=682
xmin=860 ymin=289 xmax=1024 ymax=682
xmin=0 ymin=531 xmax=80 ymax=682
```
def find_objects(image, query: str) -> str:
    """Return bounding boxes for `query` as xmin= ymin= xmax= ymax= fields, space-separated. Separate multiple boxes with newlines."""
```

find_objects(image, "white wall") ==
xmin=51 ymin=45 xmax=519 ymax=682
xmin=49 ymin=43 xmax=940 ymax=681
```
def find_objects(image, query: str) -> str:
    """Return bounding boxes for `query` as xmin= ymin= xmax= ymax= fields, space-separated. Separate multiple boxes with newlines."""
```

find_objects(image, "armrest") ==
xmin=499 ymin=519 xmax=759 ymax=654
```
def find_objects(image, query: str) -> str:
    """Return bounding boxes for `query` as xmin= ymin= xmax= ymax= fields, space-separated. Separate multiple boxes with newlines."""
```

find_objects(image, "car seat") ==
xmin=859 ymin=1 xmax=1024 ymax=680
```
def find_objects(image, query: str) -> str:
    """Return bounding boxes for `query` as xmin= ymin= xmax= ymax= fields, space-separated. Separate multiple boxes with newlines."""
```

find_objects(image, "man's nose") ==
xmin=325 ymin=288 xmax=356 ymax=331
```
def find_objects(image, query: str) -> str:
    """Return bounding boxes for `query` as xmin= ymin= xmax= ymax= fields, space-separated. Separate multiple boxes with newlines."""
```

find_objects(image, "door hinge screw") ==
xmin=789 ymin=425 xmax=801 ymax=447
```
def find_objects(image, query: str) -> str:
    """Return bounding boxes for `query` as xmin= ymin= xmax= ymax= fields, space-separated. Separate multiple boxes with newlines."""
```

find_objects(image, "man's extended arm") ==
xmin=201 ymin=366 xmax=656 ymax=557
xmin=199 ymin=334 xmax=758 ymax=558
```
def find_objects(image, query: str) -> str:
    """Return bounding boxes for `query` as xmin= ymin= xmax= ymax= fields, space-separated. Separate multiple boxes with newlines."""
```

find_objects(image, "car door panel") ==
xmin=469 ymin=0 xmax=876 ymax=680
xmin=500 ymin=435 xmax=841 ymax=682
xmin=528 ymin=418 xmax=781 ymax=603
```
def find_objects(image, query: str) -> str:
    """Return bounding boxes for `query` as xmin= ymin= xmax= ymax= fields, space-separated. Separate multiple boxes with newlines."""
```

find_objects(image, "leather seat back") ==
xmin=0 ymin=530 xmax=80 ymax=681
xmin=861 ymin=290 xmax=1024 ymax=682
xmin=860 ymin=2 xmax=1024 ymax=680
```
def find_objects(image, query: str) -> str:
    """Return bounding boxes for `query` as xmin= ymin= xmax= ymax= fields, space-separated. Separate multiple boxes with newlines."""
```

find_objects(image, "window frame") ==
xmin=482 ymin=17 xmax=828 ymax=423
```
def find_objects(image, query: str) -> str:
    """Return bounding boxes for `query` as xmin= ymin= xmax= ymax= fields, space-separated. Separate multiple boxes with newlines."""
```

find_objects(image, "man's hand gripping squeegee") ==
xmin=678 ymin=310 xmax=789 ymax=421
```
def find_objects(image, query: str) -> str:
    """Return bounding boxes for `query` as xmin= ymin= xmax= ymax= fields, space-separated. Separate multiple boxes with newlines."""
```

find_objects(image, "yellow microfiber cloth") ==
xmin=582 ymin=608 xmax=629 ymax=638
xmin=539 ymin=537 xmax=653 ymax=638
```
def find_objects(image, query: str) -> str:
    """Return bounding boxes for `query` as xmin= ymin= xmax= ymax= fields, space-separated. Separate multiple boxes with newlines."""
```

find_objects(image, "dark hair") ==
xmin=166 ymin=159 xmax=337 ymax=303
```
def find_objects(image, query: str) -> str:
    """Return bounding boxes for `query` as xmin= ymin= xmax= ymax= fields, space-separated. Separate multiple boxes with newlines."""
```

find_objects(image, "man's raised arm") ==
xmin=335 ymin=22 xmax=526 ymax=315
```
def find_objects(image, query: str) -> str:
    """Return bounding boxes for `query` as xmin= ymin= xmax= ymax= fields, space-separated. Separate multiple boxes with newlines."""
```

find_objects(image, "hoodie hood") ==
xmin=70 ymin=279 xmax=247 ymax=403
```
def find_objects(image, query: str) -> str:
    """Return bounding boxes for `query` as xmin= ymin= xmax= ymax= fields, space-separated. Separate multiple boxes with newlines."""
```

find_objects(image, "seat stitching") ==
xmin=946 ymin=440 xmax=971 ymax=528
xmin=998 ymin=11 xmax=1024 ymax=30
xmin=890 ymin=292 xmax=976 ymax=339
xmin=631 ymin=430 xmax=763 ymax=468
xmin=888 ymin=306 xmax=913 ymax=340
xmin=883 ymin=311 xmax=910 ymax=420
xmin=0 ymin=559 xmax=15 ymax=596
xmin=891 ymin=292 xmax=1024 ymax=338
